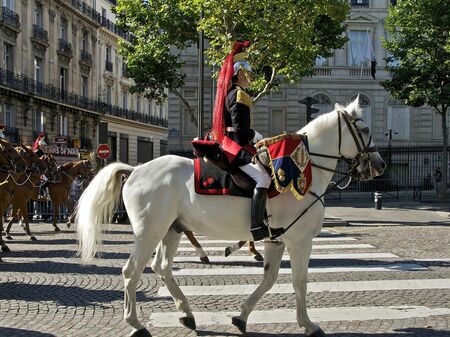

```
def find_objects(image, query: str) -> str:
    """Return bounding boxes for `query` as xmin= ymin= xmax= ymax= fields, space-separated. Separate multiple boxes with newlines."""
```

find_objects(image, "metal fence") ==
xmin=328 ymin=145 xmax=449 ymax=201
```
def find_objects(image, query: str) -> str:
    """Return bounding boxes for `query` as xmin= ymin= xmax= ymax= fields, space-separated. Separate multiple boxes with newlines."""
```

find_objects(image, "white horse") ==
xmin=76 ymin=98 xmax=385 ymax=337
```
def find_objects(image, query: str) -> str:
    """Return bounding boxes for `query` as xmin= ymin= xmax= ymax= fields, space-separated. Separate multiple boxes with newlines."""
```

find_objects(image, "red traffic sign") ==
xmin=96 ymin=143 xmax=111 ymax=160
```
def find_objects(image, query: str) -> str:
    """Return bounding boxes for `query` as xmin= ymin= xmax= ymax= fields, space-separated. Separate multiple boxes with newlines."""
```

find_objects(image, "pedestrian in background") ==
xmin=434 ymin=167 xmax=442 ymax=195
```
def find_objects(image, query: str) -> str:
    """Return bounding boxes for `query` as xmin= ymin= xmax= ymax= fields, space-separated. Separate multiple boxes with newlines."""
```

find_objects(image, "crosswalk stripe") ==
xmin=173 ymin=252 xmax=398 ymax=263
xmin=176 ymin=243 xmax=374 ymax=252
xmin=170 ymin=263 xmax=427 ymax=276
xmin=158 ymin=278 xmax=450 ymax=296
xmin=149 ymin=306 xmax=450 ymax=327
xmin=179 ymin=237 xmax=357 ymax=245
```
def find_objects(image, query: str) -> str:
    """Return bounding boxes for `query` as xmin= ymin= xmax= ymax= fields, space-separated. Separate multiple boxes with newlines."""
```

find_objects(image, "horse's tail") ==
xmin=76 ymin=162 xmax=134 ymax=261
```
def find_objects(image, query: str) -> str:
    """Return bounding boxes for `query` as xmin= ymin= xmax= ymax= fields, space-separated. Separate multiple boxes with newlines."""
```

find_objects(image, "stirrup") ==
xmin=268 ymin=226 xmax=285 ymax=240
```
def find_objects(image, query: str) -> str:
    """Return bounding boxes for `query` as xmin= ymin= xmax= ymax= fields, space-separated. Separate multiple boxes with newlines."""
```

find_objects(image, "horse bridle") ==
xmin=308 ymin=110 xmax=378 ymax=179
xmin=0 ymin=145 xmax=21 ymax=173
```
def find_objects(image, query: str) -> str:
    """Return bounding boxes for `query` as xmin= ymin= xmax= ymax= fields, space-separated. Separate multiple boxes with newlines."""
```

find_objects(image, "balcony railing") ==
xmin=79 ymin=50 xmax=92 ymax=67
xmin=0 ymin=67 xmax=168 ymax=128
xmin=58 ymin=39 xmax=73 ymax=58
xmin=1 ymin=6 xmax=20 ymax=31
xmin=32 ymin=24 xmax=48 ymax=45
xmin=61 ymin=0 xmax=134 ymax=43
xmin=105 ymin=60 xmax=113 ymax=72
xmin=122 ymin=63 xmax=130 ymax=78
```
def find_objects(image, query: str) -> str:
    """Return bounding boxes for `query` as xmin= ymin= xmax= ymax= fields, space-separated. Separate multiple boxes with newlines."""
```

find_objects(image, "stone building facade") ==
xmin=168 ymin=0 xmax=444 ymax=157
xmin=0 ymin=0 xmax=167 ymax=165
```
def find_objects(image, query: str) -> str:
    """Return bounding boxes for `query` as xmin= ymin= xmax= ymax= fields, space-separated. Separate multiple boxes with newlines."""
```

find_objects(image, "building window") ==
xmin=33 ymin=108 xmax=44 ymax=132
xmin=351 ymin=0 xmax=369 ymax=7
xmin=4 ymin=43 xmax=14 ymax=72
xmin=106 ymin=85 xmax=112 ymax=105
xmin=34 ymin=57 xmax=42 ymax=82
xmin=58 ymin=114 xmax=68 ymax=135
xmin=270 ymin=108 xmax=285 ymax=135
xmin=122 ymin=92 xmax=128 ymax=109
xmin=312 ymin=94 xmax=332 ymax=119
xmin=81 ymin=76 xmax=88 ymax=97
xmin=3 ymin=0 xmax=14 ymax=10
xmin=136 ymin=96 xmax=141 ymax=113
xmin=34 ymin=2 xmax=43 ymax=27
xmin=80 ymin=120 xmax=87 ymax=140
xmin=60 ymin=67 xmax=67 ymax=99
xmin=348 ymin=30 xmax=368 ymax=66
xmin=351 ymin=94 xmax=371 ymax=128
xmin=60 ymin=17 xmax=68 ymax=40
xmin=3 ymin=103 xmax=15 ymax=127
xmin=101 ymin=7 xmax=106 ymax=18
xmin=387 ymin=106 xmax=410 ymax=140
xmin=82 ymin=30 xmax=89 ymax=51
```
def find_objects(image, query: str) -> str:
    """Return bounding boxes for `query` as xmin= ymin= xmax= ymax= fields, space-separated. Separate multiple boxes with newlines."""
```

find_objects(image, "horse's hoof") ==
xmin=30 ymin=236 xmax=37 ymax=241
xmin=253 ymin=253 xmax=264 ymax=262
xmin=54 ymin=226 xmax=61 ymax=232
xmin=1 ymin=246 xmax=10 ymax=252
xmin=232 ymin=316 xmax=247 ymax=334
xmin=5 ymin=235 xmax=12 ymax=240
xmin=307 ymin=328 xmax=327 ymax=337
xmin=130 ymin=328 xmax=152 ymax=337
xmin=225 ymin=247 xmax=232 ymax=257
xmin=179 ymin=316 xmax=196 ymax=330
xmin=200 ymin=256 xmax=210 ymax=263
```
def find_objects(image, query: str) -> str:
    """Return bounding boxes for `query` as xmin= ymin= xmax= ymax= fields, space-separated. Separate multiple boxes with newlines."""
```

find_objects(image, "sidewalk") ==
xmin=324 ymin=199 xmax=450 ymax=227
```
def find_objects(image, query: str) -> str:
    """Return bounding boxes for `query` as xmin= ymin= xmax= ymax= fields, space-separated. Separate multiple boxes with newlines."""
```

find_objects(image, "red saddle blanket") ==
xmin=194 ymin=158 xmax=253 ymax=198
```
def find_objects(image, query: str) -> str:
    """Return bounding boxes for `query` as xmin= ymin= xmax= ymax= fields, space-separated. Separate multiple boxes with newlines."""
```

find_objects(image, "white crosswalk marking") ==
xmin=149 ymin=230 xmax=443 ymax=329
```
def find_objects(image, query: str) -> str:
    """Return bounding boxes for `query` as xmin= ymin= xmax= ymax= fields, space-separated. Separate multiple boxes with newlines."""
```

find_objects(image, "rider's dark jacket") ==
xmin=223 ymin=84 xmax=255 ymax=167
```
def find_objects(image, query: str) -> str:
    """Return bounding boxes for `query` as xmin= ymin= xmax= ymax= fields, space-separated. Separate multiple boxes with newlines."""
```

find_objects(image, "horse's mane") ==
xmin=299 ymin=97 xmax=362 ymax=137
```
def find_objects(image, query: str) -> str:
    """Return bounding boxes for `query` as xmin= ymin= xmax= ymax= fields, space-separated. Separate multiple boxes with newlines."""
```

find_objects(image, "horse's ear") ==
xmin=334 ymin=103 xmax=345 ymax=112
xmin=346 ymin=96 xmax=361 ymax=117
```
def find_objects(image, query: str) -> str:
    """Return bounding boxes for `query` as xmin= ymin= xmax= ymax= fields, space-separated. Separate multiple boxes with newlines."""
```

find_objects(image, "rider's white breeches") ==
xmin=240 ymin=161 xmax=272 ymax=189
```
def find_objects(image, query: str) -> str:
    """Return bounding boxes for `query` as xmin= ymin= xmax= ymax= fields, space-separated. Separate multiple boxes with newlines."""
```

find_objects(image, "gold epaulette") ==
xmin=236 ymin=88 xmax=253 ymax=108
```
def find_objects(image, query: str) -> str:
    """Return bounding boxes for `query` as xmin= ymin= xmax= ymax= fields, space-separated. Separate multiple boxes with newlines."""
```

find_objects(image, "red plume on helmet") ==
xmin=212 ymin=41 xmax=250 ymax=142
xmin=33 ymin=132 xmax=46 ymax=152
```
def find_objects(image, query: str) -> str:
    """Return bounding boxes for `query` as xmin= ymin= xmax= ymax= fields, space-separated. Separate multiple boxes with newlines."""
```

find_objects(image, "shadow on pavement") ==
xmin=0 ymin=327 xmax=56 ymax=336
xmin=0 ymin=260 xmax=122 ymax=275
xmin=197 ymin=327 xmax=450 ymax=337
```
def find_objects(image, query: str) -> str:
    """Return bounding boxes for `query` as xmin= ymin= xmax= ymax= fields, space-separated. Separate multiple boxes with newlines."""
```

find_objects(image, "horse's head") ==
xmin=18 ymin=143 xmax=47 ymax=173
xmin=336 ymin=97 xmax=386 ymax=180
xmin=0 ymin=138 xmax=26 ymax=173
xmin=41 ymin=154 xmax=58 ymax=179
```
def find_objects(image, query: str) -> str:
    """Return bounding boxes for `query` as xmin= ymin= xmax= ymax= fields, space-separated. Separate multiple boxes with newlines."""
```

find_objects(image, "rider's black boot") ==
xmin=250 ymin=187 xmax=285 ymax=241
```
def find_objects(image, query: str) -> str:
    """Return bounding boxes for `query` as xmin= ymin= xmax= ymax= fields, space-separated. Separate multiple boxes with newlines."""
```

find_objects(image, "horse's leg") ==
xmin=224 ymin=240 xmax=246 ymax=257
xmin=0 ymin=207 xmax=10 ymax=251
xmin=248 ymin=241 xmax=263 ymax=261
xmin=17 ymin=201 xmax=37 ymax=241
xmin=123 ymin=226 xmax=166 ymax=336
xmin=232 ymin=241 xmax=285 ymax=333
xmin=152 ymin=227 xmax=196 ymax=329
xmin=5 ymin=204 xmax=19 ymax=240
xmin=287 ymin=240 xmax=326 ymax=337
xmin=52 ymin=199 xmax=61 ymax=232
xmin=183 ymin=230 xmax=209 ymax=263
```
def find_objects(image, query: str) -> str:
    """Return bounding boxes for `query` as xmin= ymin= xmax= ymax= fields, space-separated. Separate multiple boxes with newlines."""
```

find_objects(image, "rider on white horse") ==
xmin=212 ymin=41 xmax=284 ymax=241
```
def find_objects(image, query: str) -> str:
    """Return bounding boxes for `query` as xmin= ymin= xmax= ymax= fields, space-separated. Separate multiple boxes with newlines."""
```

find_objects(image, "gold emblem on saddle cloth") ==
xmin=290 ymin=141 xmax=309 ymax=171
xmin=277 ymin=168 xmax=286 ymax=182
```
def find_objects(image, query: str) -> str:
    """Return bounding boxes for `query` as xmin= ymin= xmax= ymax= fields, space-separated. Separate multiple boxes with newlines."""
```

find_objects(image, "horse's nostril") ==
xmin=381 ymin=161 xmax=386 ymax=169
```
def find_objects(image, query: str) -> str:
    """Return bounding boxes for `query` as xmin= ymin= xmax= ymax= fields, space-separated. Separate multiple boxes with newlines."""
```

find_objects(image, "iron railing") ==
xmin=0 ymin=67 xmax=168 ymax=127
xmin=350 ymin=0 xmax=369 ymax=8
xmin=58 ymin=39 xmax=72 ymax=58
xmin=32 ymin=24 xmax=48 ymax=45
xmin=80 ymin=50 xmax=92 ymax=64
xmin=1 ymin=6 xmax=20 ymax=30
xmin=105 ymin=60 xmax=113 ymax=72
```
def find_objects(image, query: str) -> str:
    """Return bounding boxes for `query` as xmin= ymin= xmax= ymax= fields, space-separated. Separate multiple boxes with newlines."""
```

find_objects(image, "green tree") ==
xmin=382 ymin=0 xmax=450 ymax=200
xmin=114 ymin=0 xmax=349 ymax=126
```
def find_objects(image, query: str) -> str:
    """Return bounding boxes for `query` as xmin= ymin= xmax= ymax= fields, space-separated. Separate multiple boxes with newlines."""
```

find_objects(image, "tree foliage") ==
xmin=114 ymin=0 xmax=349 ymax=122
xmin=382 ymin=0 xmax=450 ymax=200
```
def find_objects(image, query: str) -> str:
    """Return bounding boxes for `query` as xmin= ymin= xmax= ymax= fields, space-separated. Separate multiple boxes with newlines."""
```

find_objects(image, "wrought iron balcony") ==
xmin=79 ymin=50 xmax=92 ymax=67
xmin=105 ymin=60 xmax=113 ymax=72
xmin=32 ymin=24 xmax=49 ymax=46
xmin=0 ymin=67 xmax=167 ymax=128
xmin=122 ymin=64 xmax=130 ymax=78
xmin=1 ymin=6 xmax=20 ymax=31
xmin=58 ymin=39 xmax=73 ymax=59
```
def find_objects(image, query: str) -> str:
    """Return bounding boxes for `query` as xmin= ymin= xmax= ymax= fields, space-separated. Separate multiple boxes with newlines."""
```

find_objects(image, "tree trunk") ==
xmin=440 ymin=108 xmax=448 ymax=201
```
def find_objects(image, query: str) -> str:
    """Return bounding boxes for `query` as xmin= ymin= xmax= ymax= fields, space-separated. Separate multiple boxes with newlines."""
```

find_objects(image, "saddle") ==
xmin=192 ymin=133 xmax=313 ymax=200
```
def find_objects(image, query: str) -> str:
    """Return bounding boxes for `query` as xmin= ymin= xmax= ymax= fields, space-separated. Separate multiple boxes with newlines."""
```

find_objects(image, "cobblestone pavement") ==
xmin=0 ymin=219 xmax=449 ymax=337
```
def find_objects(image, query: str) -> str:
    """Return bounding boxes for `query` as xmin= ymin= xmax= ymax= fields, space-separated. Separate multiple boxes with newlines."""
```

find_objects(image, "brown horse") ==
xmin=46 ymin=160 xmax=92 ymax=231
xmin=4 ymin=148 xmax=53 ymax=240
xmin=0 ymin=140 xmax=27 ymax=254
